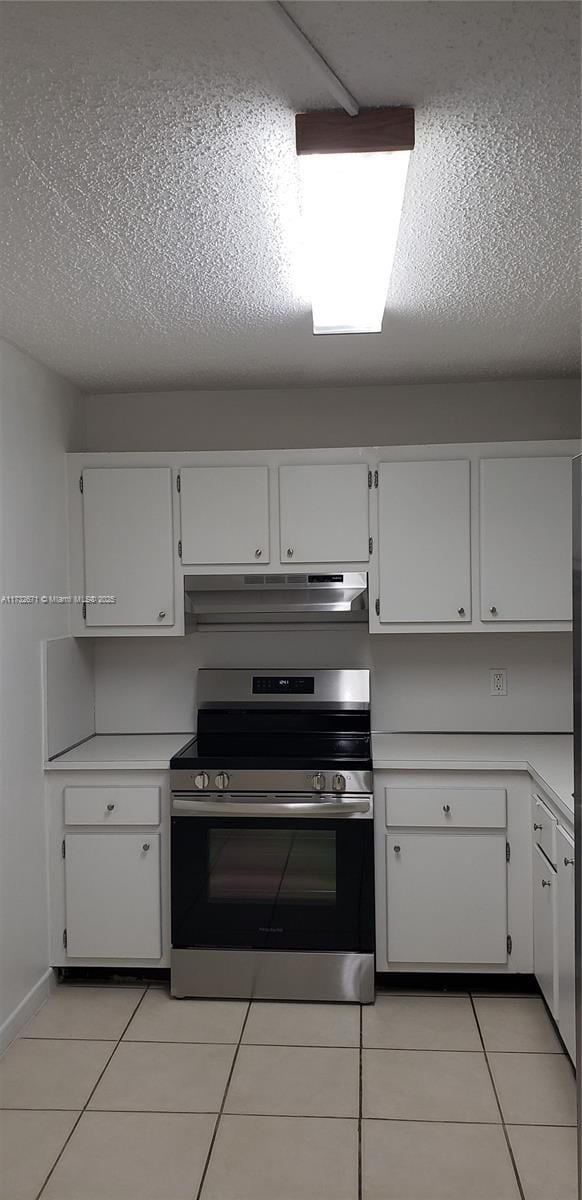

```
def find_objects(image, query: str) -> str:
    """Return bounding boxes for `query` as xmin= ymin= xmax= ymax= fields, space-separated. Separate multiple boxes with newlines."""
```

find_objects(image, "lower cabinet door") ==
xmin=533 ymin=843 xmax=558 ymax=1015
xmin=385 ymin=831 xmax=508 ymax=964
xmin=65 ymin=833 xmax=161 ymax=959
xmin=556 ymin=827 xmax=575 ymax=1060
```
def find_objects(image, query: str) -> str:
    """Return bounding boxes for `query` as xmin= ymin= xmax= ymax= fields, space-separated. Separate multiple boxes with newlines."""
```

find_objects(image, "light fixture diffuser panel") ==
xmin=300 ymin=150 xmax=410 ymax=335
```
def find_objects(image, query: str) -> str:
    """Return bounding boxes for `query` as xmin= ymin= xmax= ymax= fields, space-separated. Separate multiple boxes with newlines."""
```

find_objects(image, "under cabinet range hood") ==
xmin=184 ymin=573 xmax=368 ymax=627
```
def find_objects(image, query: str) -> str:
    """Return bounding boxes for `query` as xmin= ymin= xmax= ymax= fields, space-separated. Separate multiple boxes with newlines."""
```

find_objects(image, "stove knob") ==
xmin=312 ymin=772 xmax=326 ymax=792
xmin=194 ymin=772 xmax=209 ymax=790
xmin=332 ymin=773 xmax=346 ymax=793
xmin=215 ymin=771 xmax=230 ymax=790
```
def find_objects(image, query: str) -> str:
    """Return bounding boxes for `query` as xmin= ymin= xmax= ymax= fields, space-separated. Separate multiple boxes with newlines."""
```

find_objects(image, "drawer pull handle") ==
xmin=106 ymin=803 xmax=115 ymax=811
xmin=564 ymin=857 xmax=574 ymax=867
xmin=443 ymin=804 xmax=451 ymax=814
xmin=541 ymin=879 xmax=551 ymax=888
xmin=393 ymin=845 xmax=401 ymax=854
xmin=533 ymin=823 xmax=543 ymax=831
xmin=142 ymin=842 xmax=151 ymax=852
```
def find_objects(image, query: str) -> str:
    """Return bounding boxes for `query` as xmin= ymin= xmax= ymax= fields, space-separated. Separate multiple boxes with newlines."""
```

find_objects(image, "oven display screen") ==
xmin=252 ymin=676 xmax=315 ymax=694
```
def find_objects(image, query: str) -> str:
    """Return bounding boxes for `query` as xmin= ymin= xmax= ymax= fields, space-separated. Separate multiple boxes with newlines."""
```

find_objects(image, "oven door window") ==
xmin=171 ymin=816 xmax=374 ymax=952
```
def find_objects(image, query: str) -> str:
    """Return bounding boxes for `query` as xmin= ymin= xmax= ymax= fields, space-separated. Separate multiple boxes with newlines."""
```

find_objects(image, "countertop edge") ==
xmin=372 ymin=754 xmax=573 ymax=823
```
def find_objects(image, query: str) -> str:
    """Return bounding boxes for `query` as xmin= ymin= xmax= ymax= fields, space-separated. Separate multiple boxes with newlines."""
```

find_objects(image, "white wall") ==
xmin=0 ymin=339 xmax=81 ymax=1044
xmin=93 ymin=628 xmax=573 ymax=735
xmin=82 ymin=378 xmax=580 ymax=452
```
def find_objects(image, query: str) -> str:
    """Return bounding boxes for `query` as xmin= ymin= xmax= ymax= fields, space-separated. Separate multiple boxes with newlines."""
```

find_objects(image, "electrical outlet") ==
xmin=490 ymin=669 xmax=507 ymax=696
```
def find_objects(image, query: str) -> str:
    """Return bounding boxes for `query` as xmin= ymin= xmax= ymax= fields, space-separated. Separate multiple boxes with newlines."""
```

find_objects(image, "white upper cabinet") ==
xmin=278 ymin=464 xmax=369 ymax=564
xmin=180 ymin=466 xmax=270 ymax=565
xmin=82 ymin=467 xmax=174 ymax=629
xmin=480 ymin=457 xmax=572 ymax=622
xmin=377 ymin=460 xmax=471 ymax=624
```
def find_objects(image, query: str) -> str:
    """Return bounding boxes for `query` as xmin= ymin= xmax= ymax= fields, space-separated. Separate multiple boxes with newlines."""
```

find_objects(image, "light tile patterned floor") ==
xmin=0 ymin=983 xmax=577 ymax=1199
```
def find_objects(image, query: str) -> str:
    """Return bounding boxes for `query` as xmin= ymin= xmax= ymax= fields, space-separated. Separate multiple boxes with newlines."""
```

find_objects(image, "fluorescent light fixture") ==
xmin=299 ymin=150 xmax=410 ymax=335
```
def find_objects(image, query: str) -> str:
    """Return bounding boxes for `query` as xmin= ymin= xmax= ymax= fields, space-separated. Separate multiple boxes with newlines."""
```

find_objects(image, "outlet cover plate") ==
xmin=490 ymin=668 xmax=507 ymax=696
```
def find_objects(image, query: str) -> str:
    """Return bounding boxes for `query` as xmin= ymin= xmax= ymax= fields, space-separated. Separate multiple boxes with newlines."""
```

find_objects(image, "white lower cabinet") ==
xmin=556 ymin=826 xmax=575 ymax=1061
xmin=531 ymin=794 xmax=575 ymax=1063
xmin=386 ymin=831 xmax=508 ymax=964
xmin=375 ymin=768 xmax=533 ymax=975
xmin=532 ymin=843 xmax=557 ymax=1015
xmin=48 ymin=770 xmax=169 ymax=967
xmin=64 ymin=833 xmax=161 ymax=959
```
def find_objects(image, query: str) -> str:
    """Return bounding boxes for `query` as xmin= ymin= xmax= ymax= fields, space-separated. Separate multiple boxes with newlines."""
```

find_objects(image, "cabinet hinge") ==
xmin=374 ymin=469 xmax=379 ymax=488
xmin=506 ymin=842 xmax=511 ymax=862
xmin=368 ymin=470 xmax=373 ymax=489
xmin=61 ymin=839 xmax=66 ymax=859
xmin=369 ymin=536 xmax=373 ymax=555
xmin=82 ymin=602 xmax=87 ymax=621
xmin=176 ymin=473 xmax=181 ymax=493
xmin=375 ymin=598 xmax=380 ymax=616
xmin=178 ymin=539 xmax=182 ymax=559
xmin=79 ymin=474 xmax=84 ymax=493
xmin=62 ymin=929 xmax=67 ymax=949
xmin=507 ymin=934 xmax=512 ymax=955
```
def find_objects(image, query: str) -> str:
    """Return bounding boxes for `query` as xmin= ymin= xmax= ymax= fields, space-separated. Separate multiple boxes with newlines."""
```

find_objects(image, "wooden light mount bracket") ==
xmin=295 ymin=107 xmax=415 ymax=155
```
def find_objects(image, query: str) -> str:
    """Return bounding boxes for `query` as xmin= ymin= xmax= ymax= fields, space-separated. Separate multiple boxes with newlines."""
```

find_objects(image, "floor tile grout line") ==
xmin=5 ymin=1108 xmax=573 ymax=1124
xmin=15 ymin=1037 xmax=566 ymax=1054
xmin=358 ymin=1004 xmax=363 ymax=1200
xmin=469 ymin=994 xmax=526 ymax=1200
xmin=194 ymin=1000 xmax=252 ymax=1200
xmin=33 ymin=985 xmax=150 ymax=1200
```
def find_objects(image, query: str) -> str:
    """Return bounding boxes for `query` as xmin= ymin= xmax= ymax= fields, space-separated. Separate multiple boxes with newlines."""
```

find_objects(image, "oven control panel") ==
xmin=252 ymin=675 xmax=315 ymax=694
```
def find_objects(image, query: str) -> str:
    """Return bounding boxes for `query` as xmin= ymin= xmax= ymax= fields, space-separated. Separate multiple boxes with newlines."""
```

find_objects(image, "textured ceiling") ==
xmin=1 ymin=1 xmax=580 ymax=391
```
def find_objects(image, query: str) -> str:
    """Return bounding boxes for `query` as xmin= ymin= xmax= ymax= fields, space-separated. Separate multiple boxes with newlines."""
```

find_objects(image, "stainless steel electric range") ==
xmin=170 ymin=669 xmax=374 ymax=1003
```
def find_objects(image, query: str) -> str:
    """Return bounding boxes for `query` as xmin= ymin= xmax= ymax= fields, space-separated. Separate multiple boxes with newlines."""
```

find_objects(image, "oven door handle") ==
xmin=171 ymin=796 xmax=371 ymax=817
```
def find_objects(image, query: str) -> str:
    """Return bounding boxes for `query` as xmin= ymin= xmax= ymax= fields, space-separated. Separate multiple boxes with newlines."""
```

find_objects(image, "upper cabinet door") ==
xmin=82 ymin=467 xmax=174 ymax=628
xmin=279 ymin=464 xmax=369 ymax=564
xmin=480 ymin=457 xmax=572 ymax=622
xmin=378 ymin=460 xmax=471 ymax=623
xmin=180 ymin=466 xmax=270 ymax=565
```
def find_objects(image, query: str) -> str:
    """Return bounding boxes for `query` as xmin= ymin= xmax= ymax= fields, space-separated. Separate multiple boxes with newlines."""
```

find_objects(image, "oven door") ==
xmin=171 ymin=812 xmax=374 ymax=953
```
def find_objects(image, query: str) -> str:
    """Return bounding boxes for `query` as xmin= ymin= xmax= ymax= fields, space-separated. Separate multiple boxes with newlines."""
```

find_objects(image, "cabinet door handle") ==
xmin=564 ymin=857 xmax=574 ymax=866
xmin=457 ymin=607 xmax=465 ymax=617
xmin=255 ymin=548 xmax=263 ymax=558
xmin=443 ymin=804 xmax=451 ymax=814
xmin=158 ymin=610 xmax=166 ymax=620
xmin=106 ymin=803 xmax=115 ymax=811
xmin=286 ymin=547 xmax=294 ymax=558
xmin=393 ymin=845 xmax=401 ymax=854
xmin=489 ymin=606 xmax=498 ymax=615
xmin=533 ymin=823 xmax=543 ymax=831
xmin=541 ymin=879 xmax=551 ymax=888
xmin=142 ymin=842 xmax=151 ymax=852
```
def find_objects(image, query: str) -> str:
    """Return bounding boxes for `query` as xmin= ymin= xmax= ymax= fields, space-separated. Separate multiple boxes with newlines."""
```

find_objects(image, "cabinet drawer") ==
xmin=64 ymin=786 xmax=161 ymax=826
xmin=532 ymin=794 xmax=557 ymax=868
xmin=384 ymin=787 xmax=507 ymax=829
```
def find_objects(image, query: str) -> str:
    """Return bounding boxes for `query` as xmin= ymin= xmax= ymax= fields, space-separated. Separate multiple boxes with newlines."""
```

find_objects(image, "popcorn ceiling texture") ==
xmin=1 ymin=1 xmax=579 ymax=392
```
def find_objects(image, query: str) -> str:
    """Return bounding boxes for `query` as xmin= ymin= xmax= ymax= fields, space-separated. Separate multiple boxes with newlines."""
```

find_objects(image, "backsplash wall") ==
xmin=93 ymin=630 xmax=573 ymax=735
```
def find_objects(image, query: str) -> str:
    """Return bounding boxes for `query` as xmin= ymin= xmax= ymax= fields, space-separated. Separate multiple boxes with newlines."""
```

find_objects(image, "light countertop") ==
xmin=47 ymin=731 xmax=575 ymax=822
xmin=46 ymin=733 xmax=192 ymax=771
xmin=372 ymin=733 xmax=574 ymax=822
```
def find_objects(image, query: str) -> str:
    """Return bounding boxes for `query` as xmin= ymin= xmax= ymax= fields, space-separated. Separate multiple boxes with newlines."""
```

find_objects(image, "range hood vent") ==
xmin=184 ymin=573 xmax=368 ymax=627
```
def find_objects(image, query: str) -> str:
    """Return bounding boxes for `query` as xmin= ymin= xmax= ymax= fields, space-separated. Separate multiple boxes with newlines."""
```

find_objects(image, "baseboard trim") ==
xmin=0 ymin=968 xmax=55 ymax=1053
